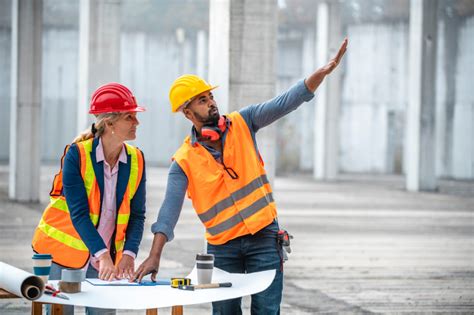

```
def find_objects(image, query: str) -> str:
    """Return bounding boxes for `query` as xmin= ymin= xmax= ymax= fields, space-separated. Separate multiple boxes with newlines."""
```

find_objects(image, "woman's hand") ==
xmin=98 ymin=252 xmax=117 ymax=281
xmin=116 ymin=254 xmax=135 ymax=280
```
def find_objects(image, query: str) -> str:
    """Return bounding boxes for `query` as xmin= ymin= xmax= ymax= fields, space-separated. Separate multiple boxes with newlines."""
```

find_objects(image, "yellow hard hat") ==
xmin=169 ymin=74 xmax=218 ymax=112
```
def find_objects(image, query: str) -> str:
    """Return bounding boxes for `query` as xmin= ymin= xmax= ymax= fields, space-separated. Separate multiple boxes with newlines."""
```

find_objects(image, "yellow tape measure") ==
xmin=171 ymin=278 xmax=191 ymax=288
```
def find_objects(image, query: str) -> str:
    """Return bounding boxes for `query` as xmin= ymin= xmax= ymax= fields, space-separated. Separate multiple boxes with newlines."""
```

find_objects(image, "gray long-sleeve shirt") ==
xmin=151 ymin=79 xmax=314 ymax=241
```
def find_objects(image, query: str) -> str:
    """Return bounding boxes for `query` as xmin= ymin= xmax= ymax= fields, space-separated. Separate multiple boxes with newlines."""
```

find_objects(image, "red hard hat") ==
xmin=89 ymin=82 xmax=146 ymax=114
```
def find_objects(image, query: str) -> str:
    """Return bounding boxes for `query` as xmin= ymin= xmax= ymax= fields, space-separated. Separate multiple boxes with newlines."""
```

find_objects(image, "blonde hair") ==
xmin=72 ymin=113 xmax=124 ymax=143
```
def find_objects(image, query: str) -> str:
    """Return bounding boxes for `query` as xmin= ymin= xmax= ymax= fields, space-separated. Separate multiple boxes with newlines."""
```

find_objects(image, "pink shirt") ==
xmin=89 ymin=139 xmax=135 ymax=271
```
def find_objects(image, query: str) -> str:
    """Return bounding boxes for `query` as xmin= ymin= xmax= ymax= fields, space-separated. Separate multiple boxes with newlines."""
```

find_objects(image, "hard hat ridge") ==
xmin=89 ymin=82 xmax=146 ymax=114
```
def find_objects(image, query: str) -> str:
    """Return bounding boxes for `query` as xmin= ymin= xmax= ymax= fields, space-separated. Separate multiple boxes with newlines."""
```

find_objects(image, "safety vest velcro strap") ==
xmin=50 ymin=145 xmax=70 ymax=197
xmin=206 ymin=193 xmax=274 ymax=236
xmin=38 ymin=218 xmax=88 ymax=251
xmin=198 ymin=174 xmax=270 ymax=223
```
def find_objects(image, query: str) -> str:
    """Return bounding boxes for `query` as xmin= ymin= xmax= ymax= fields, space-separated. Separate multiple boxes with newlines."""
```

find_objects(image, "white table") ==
xmin=26 ymin=268 xmax=275 ymax=314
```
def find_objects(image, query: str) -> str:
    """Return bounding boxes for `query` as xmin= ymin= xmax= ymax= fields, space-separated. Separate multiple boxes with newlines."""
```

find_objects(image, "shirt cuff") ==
xmin=298 ymin=79 xmax=315 ymax=102
xmin=94 ymin=248 xmax=108 ymax=258
xmin=151 ymin=221 xmax=173 ymax=242
xmin=123 ymin=250 xmax=136 ymax=259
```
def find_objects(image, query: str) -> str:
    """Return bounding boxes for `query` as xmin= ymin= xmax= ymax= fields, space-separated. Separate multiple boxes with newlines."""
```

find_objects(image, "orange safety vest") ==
xmin=173 ymin=112 xmax=277 ymax=245
xmin=32 ymin=138 xmax=144 ymax=268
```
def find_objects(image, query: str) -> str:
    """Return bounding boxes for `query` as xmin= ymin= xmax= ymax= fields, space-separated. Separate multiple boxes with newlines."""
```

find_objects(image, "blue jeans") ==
xmin=208 ymin=220 xmax=283 ymax=315
xmin=47 ymin=262 xmax=116 ymax=315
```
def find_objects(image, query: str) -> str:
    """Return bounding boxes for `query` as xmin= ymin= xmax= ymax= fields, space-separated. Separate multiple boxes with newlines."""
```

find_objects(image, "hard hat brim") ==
xmin=130 ymin=105 xmax=146 ymax=112
xmin=89 ymin=105 xmax=146 ymax=114
xmin=173 ymin=85 xmax=219 ymax=113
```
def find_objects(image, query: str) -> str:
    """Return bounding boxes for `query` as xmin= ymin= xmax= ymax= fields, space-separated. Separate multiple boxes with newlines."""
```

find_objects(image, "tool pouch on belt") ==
xmin=277 ymin=229 xmax=293 ymax=262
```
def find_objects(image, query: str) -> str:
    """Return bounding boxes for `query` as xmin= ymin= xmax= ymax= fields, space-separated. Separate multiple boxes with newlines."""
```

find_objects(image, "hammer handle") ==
xmin=178 ymin=282 xmax=232 ymax=290
xmin=195 ymin=282 xmax=232 ymax=289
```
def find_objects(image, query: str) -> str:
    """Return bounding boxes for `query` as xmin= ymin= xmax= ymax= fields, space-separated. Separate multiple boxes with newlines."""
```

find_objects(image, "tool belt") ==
xmin=277 ymin=229 xmax=293 ymax=262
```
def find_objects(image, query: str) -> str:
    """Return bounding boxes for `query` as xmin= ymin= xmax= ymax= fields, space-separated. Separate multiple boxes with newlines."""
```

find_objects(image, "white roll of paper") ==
xmin=0 ymin=261 xmax=44 ymax=300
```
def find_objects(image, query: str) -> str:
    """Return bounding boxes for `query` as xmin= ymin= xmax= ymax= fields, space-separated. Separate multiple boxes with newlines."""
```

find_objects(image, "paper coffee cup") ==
xmin=196 ymin=253 xmax=214 ymax=284
xmin=32 ymin=254 xmax=52 ymax=283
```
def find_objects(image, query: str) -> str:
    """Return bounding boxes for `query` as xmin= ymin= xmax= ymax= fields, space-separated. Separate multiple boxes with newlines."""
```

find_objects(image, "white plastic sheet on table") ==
xmin=35 ymin=267 xmax=275 ymax=309
xmin=0 ymin=261 xmax=45 ymax=300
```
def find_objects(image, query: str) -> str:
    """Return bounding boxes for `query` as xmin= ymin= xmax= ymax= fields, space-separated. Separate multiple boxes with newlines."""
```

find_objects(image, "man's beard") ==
xmin=195 ymin=107 xmax=220 ymax=126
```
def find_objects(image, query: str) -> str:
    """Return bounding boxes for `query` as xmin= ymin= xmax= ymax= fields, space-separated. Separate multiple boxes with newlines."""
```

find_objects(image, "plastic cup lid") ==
xmin=196 ymin=253 xmax=214 ymax=261
xmin=32 ymin=254 xmax=52 ymax=259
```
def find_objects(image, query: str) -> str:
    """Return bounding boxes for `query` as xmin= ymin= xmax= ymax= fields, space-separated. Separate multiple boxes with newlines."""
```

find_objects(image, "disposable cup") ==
xmin=32 ymin=253 xmax=52 ymax=283
xmin=196 ymin=253 xmax=214 ymax=284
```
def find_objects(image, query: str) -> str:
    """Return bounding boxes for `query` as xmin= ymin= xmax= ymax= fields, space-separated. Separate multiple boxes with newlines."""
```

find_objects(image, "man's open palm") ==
xmin=321 ymin=38 xmax=348 ymax=75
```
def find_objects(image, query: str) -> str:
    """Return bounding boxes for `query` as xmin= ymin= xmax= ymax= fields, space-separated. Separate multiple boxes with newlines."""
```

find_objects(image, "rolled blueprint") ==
xmin=0 ymin=261 xmax=44 ymax=300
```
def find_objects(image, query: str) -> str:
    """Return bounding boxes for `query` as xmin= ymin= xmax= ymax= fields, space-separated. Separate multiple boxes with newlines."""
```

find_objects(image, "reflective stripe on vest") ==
xmin=206 ymin=193 xmax=275 ymax=236
xmin=32 ymin=139 xmax=144 ymax=268
xmin=173 ymin=112 xmax=277 ymax=245
xmin=37 ymin=218 xmax=88 ymax=251
xmin=198 ymin=174 xmax=271 ymax=223
xmin=50 ymin=197 xmax=99 ymax=224
xmin=126 ymin=143 xmax=140 ymax=196
xmin=114 ymin=143 xmax=143 ymax=261
xmin=80 ymin=140 xmax=96 ymax=199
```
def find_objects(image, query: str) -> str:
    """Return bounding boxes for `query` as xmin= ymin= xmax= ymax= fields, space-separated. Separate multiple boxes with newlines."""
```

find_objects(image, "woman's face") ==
xmin=111 ymin=112 xmax=140 ymax=141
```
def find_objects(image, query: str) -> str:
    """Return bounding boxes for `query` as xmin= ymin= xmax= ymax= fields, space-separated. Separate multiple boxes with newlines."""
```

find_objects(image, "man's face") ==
xmin=183 ymin=90 xmax=220 ymax=125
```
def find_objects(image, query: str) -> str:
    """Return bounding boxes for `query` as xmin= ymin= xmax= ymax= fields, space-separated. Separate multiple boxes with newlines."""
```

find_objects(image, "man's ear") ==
xmin=183 ymin=108 xmax=193 ymax=120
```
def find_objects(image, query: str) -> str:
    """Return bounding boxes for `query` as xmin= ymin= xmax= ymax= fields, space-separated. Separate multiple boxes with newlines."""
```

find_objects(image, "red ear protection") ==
xmin=201 ymin=116 xmax=226 ymax=141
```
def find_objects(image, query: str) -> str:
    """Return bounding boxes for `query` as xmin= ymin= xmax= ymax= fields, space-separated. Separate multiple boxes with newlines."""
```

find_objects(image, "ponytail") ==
xmin=72 ymin=126 xmax=94 ymax=143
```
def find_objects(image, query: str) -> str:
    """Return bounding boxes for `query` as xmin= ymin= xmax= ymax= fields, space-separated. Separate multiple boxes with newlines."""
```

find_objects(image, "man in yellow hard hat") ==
xmin=134 ymin=38 xmax=348 ymax=314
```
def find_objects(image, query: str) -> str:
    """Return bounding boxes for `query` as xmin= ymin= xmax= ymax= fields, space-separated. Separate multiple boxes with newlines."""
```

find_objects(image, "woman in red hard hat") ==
xmin=32 ymin=83 xmax=146 ymax=314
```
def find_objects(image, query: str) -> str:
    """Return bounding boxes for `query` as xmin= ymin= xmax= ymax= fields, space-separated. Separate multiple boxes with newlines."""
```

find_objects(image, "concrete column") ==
xmin=196 ymin=30 xmax=208 ymax=79
xmin=313 ymin=1 xmax=342 ymax=180
xmin=439 ymin=15 xmax=459 ymax=177
xmin=9 ymin=0 xmax=42 ymax=202
xmin=208 ymin=0 xmax=230 ymax=114
xmin=300 ymin=29 xmax=316 ymax=171
xmin=406 ymin=0 xmax=438 ymax=191
xmin=209 ymin=0 xmax=278 ymax=181
xmin=77 ymin=0 xmax=121 ymax=134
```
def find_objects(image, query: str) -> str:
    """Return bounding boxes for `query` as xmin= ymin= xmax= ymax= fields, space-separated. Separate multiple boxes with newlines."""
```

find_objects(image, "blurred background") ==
xmin=0 ymin=0 xmax=472 ymax=180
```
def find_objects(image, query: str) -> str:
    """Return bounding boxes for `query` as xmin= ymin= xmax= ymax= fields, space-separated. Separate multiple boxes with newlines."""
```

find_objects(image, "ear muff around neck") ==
xmin=201 ymin=116 xmax=226 ymax=141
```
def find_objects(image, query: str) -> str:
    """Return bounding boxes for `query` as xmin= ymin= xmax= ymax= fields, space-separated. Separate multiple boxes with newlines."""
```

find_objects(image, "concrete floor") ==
xmin=0 ymin=165 xmax=473 ymax=314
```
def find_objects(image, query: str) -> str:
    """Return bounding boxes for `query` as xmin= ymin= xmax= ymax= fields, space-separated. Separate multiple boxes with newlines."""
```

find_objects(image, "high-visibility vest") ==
xmin=173 ymin=112 xmax=277 ymax=245
xmin=32 ymin=138 xmax=144 ymax=268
